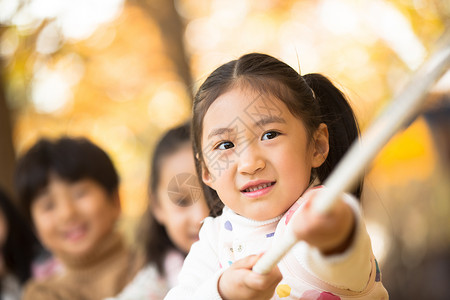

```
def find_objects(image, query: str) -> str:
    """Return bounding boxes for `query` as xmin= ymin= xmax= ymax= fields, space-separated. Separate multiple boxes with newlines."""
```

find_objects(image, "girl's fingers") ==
xmin=229 ymin=254 xmax=281 ymax=291
xmin=293 ymin=196 xmax=355 ymax=254
xmin=219 ymin=254 xmax=281 ymax=300
xmin=244 ymin=264 xmax=282 ymax=292
xmin=246 ymin=253 xmax=282 ymax=291
xmin=231 ymin=254 xmax=260 ymax=270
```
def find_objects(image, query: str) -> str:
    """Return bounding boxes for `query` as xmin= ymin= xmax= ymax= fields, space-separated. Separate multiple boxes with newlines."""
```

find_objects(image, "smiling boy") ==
xmin=15 ymin=137 xmax=138 ymax=300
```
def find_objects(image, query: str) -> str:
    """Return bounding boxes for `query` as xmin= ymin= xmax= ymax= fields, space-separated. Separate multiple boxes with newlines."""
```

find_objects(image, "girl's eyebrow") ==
xmin=207 ymin=116 xmax=286 ymax=139
xmin=254 ymin=115 xmax=286 ymax=127
xmin=207 ymin=127 xmax=234 ymax=139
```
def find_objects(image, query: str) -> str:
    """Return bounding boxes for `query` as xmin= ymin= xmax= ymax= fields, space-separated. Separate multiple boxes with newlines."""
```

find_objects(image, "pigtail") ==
xmin=303 ymin=73 xmax=363 ymax=199
xmin=138 ymin=208 xmax=173 ymax=275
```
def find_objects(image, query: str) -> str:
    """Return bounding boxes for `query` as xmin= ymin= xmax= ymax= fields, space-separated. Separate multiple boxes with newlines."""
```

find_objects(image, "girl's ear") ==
xmin=112 ymin=190 xmax=121 ymax=210
xmin=152 ymin=202 xmax=166 ymax=225
xmin=110 ymin=190 xmax=122 ymax=223
xmin=311 ymin=123 xmax=329 ymax=168
xmin=201 ymin=164 xmax=214 ymax=188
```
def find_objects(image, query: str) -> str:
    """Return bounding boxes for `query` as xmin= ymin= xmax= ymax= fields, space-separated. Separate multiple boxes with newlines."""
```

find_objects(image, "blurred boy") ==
xmin=15 ymin=137 xmax=137 ymax=300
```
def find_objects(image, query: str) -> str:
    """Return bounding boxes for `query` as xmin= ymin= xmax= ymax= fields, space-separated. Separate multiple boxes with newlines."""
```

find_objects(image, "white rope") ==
xmin=253 ymin=31 xmax=450 ymax=275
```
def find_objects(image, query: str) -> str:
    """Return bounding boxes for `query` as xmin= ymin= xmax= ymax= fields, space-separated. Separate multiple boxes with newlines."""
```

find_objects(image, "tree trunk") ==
xmin=0 ymin=56 xmax=16 ymax=199
xmin=132 ymin=0 xmax=193 ymax=101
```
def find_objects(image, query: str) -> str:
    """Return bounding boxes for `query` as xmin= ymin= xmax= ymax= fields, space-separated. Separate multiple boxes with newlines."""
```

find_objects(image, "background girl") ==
xmin=166 ymin=53 xmax=388 ymax=299
xmin=107 ymin=122 xmax=209 ymax=300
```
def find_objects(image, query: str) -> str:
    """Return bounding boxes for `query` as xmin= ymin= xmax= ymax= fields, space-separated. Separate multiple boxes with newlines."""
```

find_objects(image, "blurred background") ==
xmin=0 ymin=0 xmax=449 ymax=298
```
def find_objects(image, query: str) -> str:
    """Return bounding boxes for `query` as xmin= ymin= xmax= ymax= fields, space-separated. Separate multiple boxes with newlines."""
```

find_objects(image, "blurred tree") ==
xmin=0 ymin=1 xmax=46 ymax=199
xmin=132 ymin=0 xmax=193 ymax=98
xmin=0 ymin=50 xmax=16 ymax=198
xmin=0 ymin=0 xmax=193 ymax=202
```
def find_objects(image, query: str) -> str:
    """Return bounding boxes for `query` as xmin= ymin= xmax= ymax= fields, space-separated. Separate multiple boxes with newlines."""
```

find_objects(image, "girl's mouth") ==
xmin=64 ymin=225 xmax=88 ymax=242
xmin=241 ymin=181 xmax=276 ymax=197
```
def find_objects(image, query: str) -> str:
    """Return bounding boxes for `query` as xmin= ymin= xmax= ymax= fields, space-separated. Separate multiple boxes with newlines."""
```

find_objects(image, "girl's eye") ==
xmin=43 ymin=201 xmax=55 ymax=211
xmin=36 ymin=197 xmax=55 ymax=212
xmin=215 ymin=141 xmax=234 ymax=150
xmin=72 ymin=186 xmax=89 ymax=199
xmin=173 ymin=196 xmax=192 ymax=207
xmin=262 ymin=131 xmax=280 ymax=140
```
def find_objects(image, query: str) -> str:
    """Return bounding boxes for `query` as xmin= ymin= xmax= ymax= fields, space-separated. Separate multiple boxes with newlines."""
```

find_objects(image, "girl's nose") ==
xmin=58 ymin=198 xmax=77 ymax=221
xmin=237 ymin=144 xmax=265 ymax=175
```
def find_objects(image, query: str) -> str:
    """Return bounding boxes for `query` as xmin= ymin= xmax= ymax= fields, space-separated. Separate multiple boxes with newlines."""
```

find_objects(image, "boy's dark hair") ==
xmin=15 ymin=137 xmax=119 ymax=221
xmin=0 ymin=188 xmax=42 ymax=285
xmin=138 ymin=122 xmax=192 ymax=275
xmin=192 ymin=53 xmax=362 ymax=217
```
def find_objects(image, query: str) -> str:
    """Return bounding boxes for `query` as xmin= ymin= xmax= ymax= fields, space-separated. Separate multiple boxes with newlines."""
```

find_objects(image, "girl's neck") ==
xmin=226 ymin=206 xmax=283 ymax=225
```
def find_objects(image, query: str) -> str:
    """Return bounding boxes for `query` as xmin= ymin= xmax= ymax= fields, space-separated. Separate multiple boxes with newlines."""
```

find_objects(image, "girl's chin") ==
xmin=236 ymin=206 xmax=285 ymax=221
xmin=61 ymin=245 xmax=95 ymax=258
xmin=61 ymin=239 xmax=100 ymax=257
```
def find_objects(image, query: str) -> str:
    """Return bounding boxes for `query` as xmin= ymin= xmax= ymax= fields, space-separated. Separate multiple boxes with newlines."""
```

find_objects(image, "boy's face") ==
xmin=31 ymin=174 xmax=120 ymax=258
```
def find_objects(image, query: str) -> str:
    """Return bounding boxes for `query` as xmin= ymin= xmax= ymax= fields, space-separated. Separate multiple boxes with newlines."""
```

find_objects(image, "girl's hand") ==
xmin=292 ymin=188 xmax=355 ymax=255
xmin=218 ymin=254 xmax=282 ymax=300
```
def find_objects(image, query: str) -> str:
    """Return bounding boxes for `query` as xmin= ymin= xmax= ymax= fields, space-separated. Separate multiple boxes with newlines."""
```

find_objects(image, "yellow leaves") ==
xmin=369 ymin=116 xmax=437 ymax=186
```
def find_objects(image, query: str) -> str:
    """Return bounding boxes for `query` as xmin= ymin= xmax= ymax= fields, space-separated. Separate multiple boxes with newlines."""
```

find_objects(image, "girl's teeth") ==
xmin=246 ymin=183 xmax=271 ymax=192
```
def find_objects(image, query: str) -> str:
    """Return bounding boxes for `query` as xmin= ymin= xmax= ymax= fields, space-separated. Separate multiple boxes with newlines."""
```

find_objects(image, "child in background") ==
xmin=106 ymin=122 xmax=209 ymax=300
xmin=166 ymin=53 xmax=388 ymax=299
xmin=0 ymin=188 xmax=41 ymax=299
xmin=15 ymin=137 xmax=138 ymax=300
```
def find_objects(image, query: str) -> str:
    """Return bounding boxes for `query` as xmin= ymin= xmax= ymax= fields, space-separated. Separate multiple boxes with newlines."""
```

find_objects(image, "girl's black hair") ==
xmin=303 ymin=73 xmax=363 ymax=198
xmin=138 ymin=122 xmax=191 ymax=275
xmin=15 ymin=137 xmax=119 ymax=221
xmin=192 ymin=53 xmax=362 ymax=217
xmin=0 ymin=188 xmax=41 ymax=287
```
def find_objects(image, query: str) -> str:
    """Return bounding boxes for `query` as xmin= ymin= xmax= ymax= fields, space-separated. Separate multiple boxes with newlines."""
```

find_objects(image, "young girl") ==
xmin=106 ymin=122 xmax=209 ymax=300
xmin=0 ymin=188 xmax=42 ymax=299
xmin=166 ymin=53 xmax=388 ymax=299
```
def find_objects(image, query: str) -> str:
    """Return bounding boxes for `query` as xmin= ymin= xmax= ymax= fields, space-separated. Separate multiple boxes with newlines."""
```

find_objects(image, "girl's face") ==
xmin=201 ymin=86 xmax=329 ymax=221
xmin=153 ymin=144 xmax=209 ymax=254
xmin=31 ymin=175 xmax=120 ymax=258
